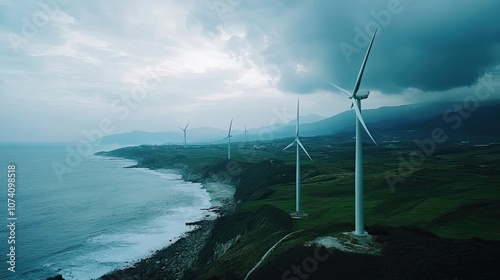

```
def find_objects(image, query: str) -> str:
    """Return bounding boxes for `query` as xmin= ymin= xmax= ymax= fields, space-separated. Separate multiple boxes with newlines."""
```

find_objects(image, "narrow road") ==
xmin=244 ymin=230 xmax=303 ymax=280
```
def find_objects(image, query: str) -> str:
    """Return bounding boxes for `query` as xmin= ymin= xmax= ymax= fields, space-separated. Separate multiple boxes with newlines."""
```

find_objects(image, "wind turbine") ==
xmin=223 ymin=118 xmax=233 ymax=159
xmin=326 ymin=28 xmax=378 ymax=236
xmin=283 ymin=98 xmax=313 ymax=219
xmin=243 ymin=124 xmax=249 ymax=141
xmin=178 ymin=122 xmax=190 ymax=147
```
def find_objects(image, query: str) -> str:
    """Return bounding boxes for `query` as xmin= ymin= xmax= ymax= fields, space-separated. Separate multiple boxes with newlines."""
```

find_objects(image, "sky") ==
xmin=1 ymin=0 xmax=500 ymax=142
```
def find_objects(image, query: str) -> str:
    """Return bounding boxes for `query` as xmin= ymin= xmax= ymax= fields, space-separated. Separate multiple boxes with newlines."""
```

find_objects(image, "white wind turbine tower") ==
xmin=223 ymin=118 xmax=233 ymax=159
xmin=178 ymin=122 xmax=190 ymax=147
xmin=283 ymin=98 xmax=313 ymax=219
xmin=327 ymin=28 xmax=378 ymax=237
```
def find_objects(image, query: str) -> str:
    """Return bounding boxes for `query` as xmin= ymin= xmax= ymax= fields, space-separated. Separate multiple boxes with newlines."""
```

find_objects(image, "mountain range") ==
xmin=100 ymin=100 xmax=500 ymax=145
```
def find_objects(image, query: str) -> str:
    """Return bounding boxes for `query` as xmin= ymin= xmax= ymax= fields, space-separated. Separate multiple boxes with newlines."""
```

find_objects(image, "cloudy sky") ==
xmin=1 ymin=0 xmax=499 ymax=142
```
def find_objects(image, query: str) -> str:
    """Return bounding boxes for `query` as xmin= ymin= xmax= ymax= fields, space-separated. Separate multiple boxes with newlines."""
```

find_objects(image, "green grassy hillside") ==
xmin=97 ymin=135 xmax=500 ymax=279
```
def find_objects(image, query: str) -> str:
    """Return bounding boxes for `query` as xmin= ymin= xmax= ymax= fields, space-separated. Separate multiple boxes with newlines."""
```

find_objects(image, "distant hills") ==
xmin=100 ymin=101 xmax=500 ymax=145
xmin=284 ymin=113 xmax=326 ymax=125
xmin=100 ymin=113 xmax=327 ymax=145
xmin=101 ymin=127 xmax=229 ymax=145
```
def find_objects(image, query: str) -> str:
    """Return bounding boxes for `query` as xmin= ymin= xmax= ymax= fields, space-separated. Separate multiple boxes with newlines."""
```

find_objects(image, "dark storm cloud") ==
xmin=189 ymin=0 xmax=500 ymax=94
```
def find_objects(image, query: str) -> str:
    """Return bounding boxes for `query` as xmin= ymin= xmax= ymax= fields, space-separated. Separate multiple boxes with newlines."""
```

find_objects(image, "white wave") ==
xmin=57 ymin=174 xmax=212 ymax=280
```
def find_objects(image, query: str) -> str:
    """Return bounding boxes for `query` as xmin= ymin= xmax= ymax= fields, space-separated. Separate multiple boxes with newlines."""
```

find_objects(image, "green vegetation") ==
xmin=97 ymin=134 xmax=500 ymax=279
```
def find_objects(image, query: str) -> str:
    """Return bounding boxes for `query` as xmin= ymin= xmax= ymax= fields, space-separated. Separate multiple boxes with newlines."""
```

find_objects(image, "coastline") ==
xmin=73 ymin=145 xmax=500 ymax=279
xmin=97 ymin=170 xmax=236 ymax=280
xmin=99 ymin=220 xmax=214 ymax=280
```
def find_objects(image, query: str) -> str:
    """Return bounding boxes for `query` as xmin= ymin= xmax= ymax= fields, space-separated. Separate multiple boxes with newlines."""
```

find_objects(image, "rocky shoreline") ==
xmin=98 ymin=187 xmax=235 ymax=280
xmin=99 ymin=220 xmax=214 ymax=280
xmin=96 ymin=181 xmax=236 ymax=280
xmin=49 ymin=220 xmax=214 ymax=280
xmin=46 ymin=163 xmax=236 ymax=280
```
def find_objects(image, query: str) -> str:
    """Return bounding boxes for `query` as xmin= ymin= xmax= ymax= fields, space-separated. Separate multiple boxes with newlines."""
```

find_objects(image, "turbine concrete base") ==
xmin=290 ymin=212 xmax=308 ymax=219
xmin=306 ymin=232 xmax=380 ymax=255
xmin=350 ymin=231 xmax=373 ymax=245
xmin=352 ymin=230 xmax=368 ymax=237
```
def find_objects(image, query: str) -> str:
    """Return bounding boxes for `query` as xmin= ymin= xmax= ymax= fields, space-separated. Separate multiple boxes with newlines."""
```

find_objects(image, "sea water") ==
xmin=0 ymin=143 xmax=211 ymax=280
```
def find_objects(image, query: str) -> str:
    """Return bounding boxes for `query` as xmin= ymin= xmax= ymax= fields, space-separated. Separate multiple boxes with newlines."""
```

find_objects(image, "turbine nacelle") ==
xmin=178 ymin=122 xmax=190 ymax=131
xmin=350 ymin=91 xmax=370 ymax=100
xmin=283 ymin=137 xmax=313 ymax=162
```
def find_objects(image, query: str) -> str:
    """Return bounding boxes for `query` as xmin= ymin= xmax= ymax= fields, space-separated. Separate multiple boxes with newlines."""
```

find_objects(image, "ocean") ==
xmin=0 ymin=143 xmax=212 ymax=280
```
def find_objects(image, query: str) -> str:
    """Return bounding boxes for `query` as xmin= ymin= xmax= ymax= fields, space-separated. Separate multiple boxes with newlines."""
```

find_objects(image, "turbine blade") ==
xmin=297 ymin=139 xmax=313 ymax=162
xmin=352 ymin=100 xmax=378 ymax=146
xmin=228 ymin=118 xmax=233 ymax=136
xmin=353 ymin=28 xmax=377 ymax=95
xmin=325 ymin=80 xmax=351 ymax=97
xmin=283 ymin=140 xmax=296 ymax=151
xmin=178 ymin=126 xmax=184 ymax=131
xmin=296 ymin=98 xmax=300 ymax=136
xmin=185 ymin=122 xmax=190 ymax=130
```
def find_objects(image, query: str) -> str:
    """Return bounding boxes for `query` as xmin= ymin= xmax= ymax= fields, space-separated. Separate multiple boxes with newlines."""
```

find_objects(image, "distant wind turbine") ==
xmin=284 ymin=98 xmax=313 ymax=219
xmin=326 ymin=28 xmax=378 ymax=236
xmin=243 ymin=124 xmax=249 ymax=141
xmin=223 ymin=118 xmax=233 ymax=159
xmin=178 ymin=122 xmax=189 ymax=147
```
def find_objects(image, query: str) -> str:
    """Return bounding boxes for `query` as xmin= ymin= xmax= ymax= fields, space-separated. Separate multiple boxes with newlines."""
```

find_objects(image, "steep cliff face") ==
xmin=197 ymin=205 xmax=294 ymax=265
xmin=213 ymin=234 xmax=241 ymax=260
xmin=185 ymin=205 xmax=294 ymax=280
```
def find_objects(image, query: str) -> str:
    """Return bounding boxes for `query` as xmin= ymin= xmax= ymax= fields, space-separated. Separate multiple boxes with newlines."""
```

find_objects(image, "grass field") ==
xmin=102 ymin=134 xmax=500 ymax=240
xmin=190 ymin=135 xmax=500 ymax=240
